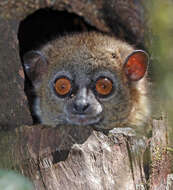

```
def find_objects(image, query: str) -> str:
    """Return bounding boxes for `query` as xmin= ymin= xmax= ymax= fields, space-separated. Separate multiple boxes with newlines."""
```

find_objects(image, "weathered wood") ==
xmin=1 ymin=117 xmax=172 ymax=189
xmin=0 ymin=125 xmax=147 ymax=190
xmin=166 ymin=174 xmax=173 ymax=190
xmin=0 ymin=17 xmax=32 ymax=130
xmin=150 ymin=116 xmax=173 ymax=190
xmin=1 ymin=1 xmax=172 ymax=190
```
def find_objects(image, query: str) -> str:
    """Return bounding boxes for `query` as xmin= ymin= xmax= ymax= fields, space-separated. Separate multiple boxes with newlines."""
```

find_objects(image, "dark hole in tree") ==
xmin=52 ymin=150 xmax=69 ymax=163
xmin=18 ymin=8 xmax=96 ymax=57
xmin=17 ymin=8 xmax=96 ymax=125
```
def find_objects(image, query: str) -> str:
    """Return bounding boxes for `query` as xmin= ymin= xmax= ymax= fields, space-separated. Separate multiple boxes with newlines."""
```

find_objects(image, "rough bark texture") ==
xmin=0 ymin=0 xmax=172 ymax=190
xmin=150 ymin=116 xmax=173 ymax=190
xmin=0 ymin=0 xmax=145 ymax=47
xmin=0 ymin=125 xmax=147 ymax=190
xmin=0 ymin=17 xmax=32 ymax=130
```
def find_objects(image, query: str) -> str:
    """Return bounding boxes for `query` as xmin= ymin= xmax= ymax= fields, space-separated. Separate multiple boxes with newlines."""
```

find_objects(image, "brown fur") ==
xmin=24 ymin=32 xmax=150 ymax=132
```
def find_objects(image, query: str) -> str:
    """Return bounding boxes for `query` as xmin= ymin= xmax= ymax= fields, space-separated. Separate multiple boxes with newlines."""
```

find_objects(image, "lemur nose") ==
xmin=73 ymin=87 xmax=90 ymax=114
xmin=74 ymin=102 xmax=89 ymax=113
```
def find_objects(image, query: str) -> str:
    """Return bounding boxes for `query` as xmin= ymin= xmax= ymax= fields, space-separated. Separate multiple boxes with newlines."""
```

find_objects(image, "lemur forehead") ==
xmin=43 ymin=32 xmax=134 ymax=69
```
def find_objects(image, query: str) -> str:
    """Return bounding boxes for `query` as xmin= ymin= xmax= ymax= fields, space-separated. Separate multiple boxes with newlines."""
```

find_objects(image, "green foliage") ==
xmin=0 ymin=170 xmax=34 ymax=190
xmin=147 ymin=0 xmax=173 ymax=143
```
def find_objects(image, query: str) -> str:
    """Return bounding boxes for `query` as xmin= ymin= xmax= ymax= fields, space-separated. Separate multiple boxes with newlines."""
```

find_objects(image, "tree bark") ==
xmin=150 ymin=116 xmax=173 ymax=190
xmin=0 ymin=0 xmax=172 ymax=189
xmin=0 ymin=124 xmax=148 ymax=190
xmin=0 ymin=117 xmax=172 ymax=189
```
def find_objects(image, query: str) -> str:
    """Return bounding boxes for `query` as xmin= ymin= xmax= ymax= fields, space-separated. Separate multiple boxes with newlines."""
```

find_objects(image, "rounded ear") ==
xmin=123 ymin=50 xmax=149 ymax=81
xmin=23 ymin=50 xmax=48 ymax=82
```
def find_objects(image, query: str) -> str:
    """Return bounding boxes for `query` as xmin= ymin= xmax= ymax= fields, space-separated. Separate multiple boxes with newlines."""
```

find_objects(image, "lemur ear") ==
xmin=123 ymin=50 xmax=148 ymax=81
xmin=23 ymin=51 xmax=48 ymax=82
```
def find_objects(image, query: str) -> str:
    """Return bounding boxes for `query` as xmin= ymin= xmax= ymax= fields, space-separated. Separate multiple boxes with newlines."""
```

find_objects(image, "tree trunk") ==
xmin=0 ymin=117 xmax=172 ymax=189
xmin=0 ymin=0 xmax=172 ymax=189
xmin=150 ymin=116 xmax=173 ymax=190
xmin=0 ymin=124 xmax=147 ymax=190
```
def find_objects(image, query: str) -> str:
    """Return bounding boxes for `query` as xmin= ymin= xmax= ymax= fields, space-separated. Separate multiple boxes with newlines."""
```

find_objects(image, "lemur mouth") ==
xmin=66 ymin=114 xmax=102 ymax=126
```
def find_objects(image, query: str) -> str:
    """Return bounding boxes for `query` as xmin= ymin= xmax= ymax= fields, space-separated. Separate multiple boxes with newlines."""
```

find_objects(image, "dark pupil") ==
xmin=101 ymin=84 xmax=106 ymax=89
xmin=61 ymin=84 xmax=66 ymax=89
xmin=96 ymin=77 xmax=113 ymax=96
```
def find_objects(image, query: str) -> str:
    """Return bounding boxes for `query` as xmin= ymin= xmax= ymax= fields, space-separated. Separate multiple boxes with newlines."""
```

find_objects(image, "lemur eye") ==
xmin=95 ymin=77 xmax=113 ymax=97
xmin=54 ymin=77 xmax=71 ymax=96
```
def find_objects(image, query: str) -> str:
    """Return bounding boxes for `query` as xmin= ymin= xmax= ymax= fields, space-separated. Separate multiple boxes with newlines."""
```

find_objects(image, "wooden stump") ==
xmin=0 ymin=1 xmax=172 ymax=189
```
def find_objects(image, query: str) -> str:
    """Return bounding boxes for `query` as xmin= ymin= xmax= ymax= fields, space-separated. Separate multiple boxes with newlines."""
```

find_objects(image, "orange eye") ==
xmin=54 ymin=77 xmax=71 ymax=96
xmin=96 ymin=77 xmax=113 ymax=96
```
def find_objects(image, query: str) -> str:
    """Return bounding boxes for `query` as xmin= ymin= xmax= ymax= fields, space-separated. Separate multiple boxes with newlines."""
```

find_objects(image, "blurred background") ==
xmin=146 ymin=0 xmax=173 ymax=145
xmin=0 ymin=170 xmax=34 ymax=190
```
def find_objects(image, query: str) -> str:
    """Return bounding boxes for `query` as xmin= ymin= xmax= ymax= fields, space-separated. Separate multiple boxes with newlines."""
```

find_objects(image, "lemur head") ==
xmin=23 ymin=32 xmax=149 ymax=130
